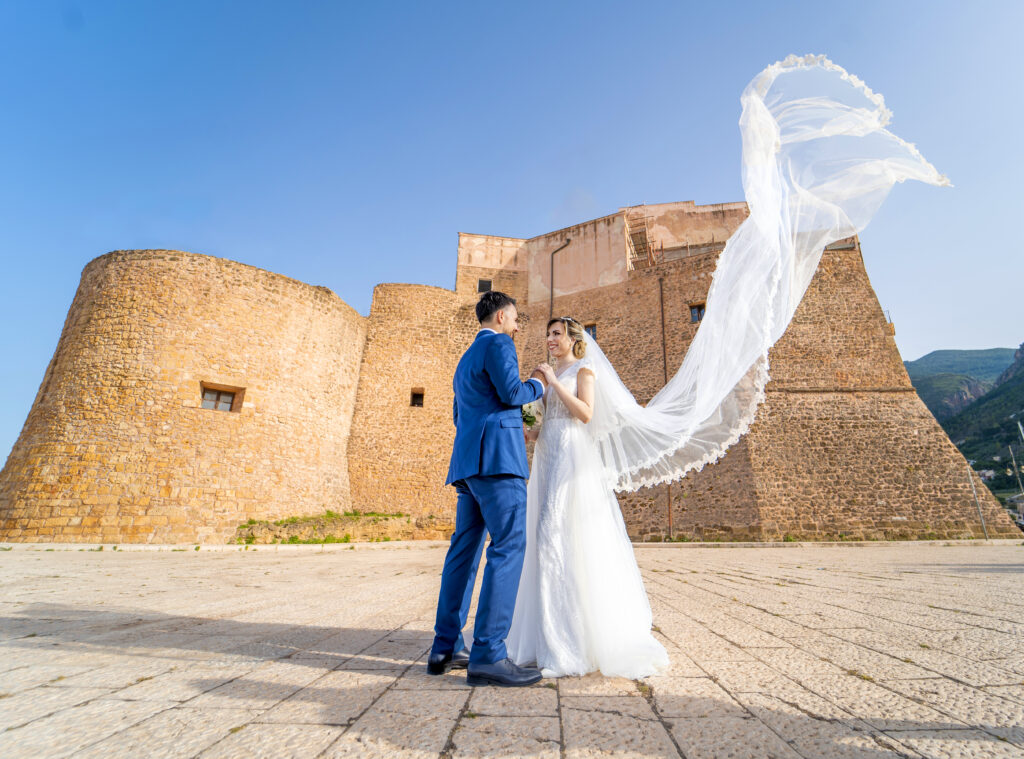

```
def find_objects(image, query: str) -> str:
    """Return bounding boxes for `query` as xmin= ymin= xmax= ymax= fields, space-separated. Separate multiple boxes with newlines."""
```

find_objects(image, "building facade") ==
xmin=0 ymin=201 xmax=1018 ymax=543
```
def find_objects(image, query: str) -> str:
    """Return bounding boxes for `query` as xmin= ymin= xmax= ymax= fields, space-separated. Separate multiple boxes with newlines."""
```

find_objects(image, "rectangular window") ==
xmin=200 ymin=382 xmax=245 ymax=412
xmin=690 ymin=304 xmax=706 ymax=323
xmin=477 ymin=279 xmax=492 ymax=293
xmin=584 ymin=323 xmax=597 ymax=340
xmin=411 ymin=388 xmax=425 ymax=407
xmin=202 ymin=388 xmax=235 ymax=411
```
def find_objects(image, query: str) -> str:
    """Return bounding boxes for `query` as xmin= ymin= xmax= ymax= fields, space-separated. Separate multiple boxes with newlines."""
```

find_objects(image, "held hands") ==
xmin=534 ymin=363 xmax=556 ymax=385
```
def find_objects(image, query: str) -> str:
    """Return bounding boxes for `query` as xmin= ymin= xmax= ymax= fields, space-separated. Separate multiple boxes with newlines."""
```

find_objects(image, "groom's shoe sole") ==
xmin=466 ymin=672 xmax=543 ymax=687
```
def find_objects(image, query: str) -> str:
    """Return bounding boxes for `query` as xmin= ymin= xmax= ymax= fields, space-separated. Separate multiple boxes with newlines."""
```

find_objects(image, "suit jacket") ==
xmin=446 ymin=330 xmax=544 ymax=485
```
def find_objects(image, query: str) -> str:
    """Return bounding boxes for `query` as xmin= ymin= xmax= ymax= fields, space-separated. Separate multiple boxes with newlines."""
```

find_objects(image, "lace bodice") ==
xmin=543 ymin=358 xmax=592 ymax=422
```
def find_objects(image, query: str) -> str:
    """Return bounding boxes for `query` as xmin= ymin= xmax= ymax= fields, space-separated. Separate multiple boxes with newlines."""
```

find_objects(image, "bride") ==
xmin=507 ymin=316 xmax=669 ymax=678
xmin=510 ymin=54 xmax=948 ymax=680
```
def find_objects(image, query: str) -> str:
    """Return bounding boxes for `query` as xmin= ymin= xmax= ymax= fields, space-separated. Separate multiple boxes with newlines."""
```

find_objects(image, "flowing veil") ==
xmin=582 ymin=54 xmax=950 ymax=493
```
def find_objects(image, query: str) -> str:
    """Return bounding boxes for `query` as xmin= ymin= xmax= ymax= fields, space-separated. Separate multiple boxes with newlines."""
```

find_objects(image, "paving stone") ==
xmin=890 ymin=647 xmax=1023 ymax=687
xmin=452 ymin=715 xmax=560 ymax=758
xmin=795 ymin=638 xmax=935 ymax=680
xmin=198 ymin=723 xmax=344 ymax=758
xmin=4 ymin=541 xmax=1024 ymax=759
xmin=745 ymin=646 xmax=844 ymax=681
xmin=0 ymin=685 xmax=112 ymax=731
xmin=651 ymin=676 xmax=748 ymax=719
xmin=107 ymin=661 xmax=259 ymax=702
xmin=700 ymin=660 xmax=798 ymax=693
xmin=888 ymin=729 xmax=1024 ymax=758
xmin=562 ymin=695 xmax=661 ymax=720
xmin=391 ymin=661 xmax=473 ymax=690
xmin=883 ymin=678 xmax=1024 ymax=746
xmin=256 ymin=670 xmax=394 ymax=725
xmin=737 ymin=691 xmax=904 ymax=758
xmin=187 ymin=659 xmax=332 ymax=710
xmin=73 ymin=706 xmax=259 ymax=759
xmin=48 ymin=659 xmax=179 ymax=690
xmin=801 ymin=673 xmax=965 ymax=731
xmin=320 ymin=689 xmax=467 ymax=758
xmin=0 ymin=697 xmax=175 ymax=759
xmin=560 ymin=672 xmax=640 ymax=696
xmin=985 ymin=685 xmax=1024 ymax=705
xmin=562 ymin=699 xmax=679 ymax=758
xmin=667 ymin=716 xmax=803 ymax=759
xmin=0 ymin=664 xmax=98 ymax=694
xmin=468 ymin=684 xmax=559 ymax=715
xmin=338 ymin=636 xmax=427 ymax=671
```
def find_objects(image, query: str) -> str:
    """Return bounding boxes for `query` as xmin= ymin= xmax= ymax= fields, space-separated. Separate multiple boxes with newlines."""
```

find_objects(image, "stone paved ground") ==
xmin=1 ymin=541 xmax=1023 ymax=758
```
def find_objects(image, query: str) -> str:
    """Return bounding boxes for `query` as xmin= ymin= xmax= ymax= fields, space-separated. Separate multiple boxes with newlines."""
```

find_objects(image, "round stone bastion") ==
xmin=0 ymin=250 xmax=367 ymax=543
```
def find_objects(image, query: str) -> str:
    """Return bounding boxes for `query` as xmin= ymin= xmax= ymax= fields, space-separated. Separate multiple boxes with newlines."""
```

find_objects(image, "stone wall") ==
xmin=0 ymin=250 xmax=366 ymax=543
xmin=2 ymin=200 xmax=1016 ymax=544
xmin=515 ymin=207 xmax=1019 ymax=541
xmin=345 ymin=284 xmax=478 ymax=521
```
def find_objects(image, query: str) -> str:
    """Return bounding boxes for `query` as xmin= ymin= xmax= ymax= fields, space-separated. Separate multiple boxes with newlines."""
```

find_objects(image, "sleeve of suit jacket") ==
xmin=484 ymin=334 xmax=544 ymax=407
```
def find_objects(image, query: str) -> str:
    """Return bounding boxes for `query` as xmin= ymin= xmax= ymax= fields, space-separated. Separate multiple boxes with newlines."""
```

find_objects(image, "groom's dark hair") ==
xmin=476 ymin=291 xmax=517 ymax=323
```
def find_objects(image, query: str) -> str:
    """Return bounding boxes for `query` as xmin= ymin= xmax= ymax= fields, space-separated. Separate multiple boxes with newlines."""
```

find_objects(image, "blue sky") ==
xmin=2 ymin=0 xmax=1022 ymax=460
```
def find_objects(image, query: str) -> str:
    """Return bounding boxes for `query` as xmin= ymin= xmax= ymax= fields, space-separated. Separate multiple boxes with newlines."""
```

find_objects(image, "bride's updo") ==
xmin=547 ymin=317 xmax=587 ymax=359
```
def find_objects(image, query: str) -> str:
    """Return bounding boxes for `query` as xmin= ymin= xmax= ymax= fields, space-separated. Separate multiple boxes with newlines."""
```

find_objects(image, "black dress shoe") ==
xmin=466 ymin=657 xmax=542 ymax=687
xmin=427 ymin=647 xmax=470 ymax=675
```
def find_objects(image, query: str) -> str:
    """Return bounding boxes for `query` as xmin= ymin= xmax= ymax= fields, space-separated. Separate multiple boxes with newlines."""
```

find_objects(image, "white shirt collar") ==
xmin=477 ymin=328 xmax=497 ymax=335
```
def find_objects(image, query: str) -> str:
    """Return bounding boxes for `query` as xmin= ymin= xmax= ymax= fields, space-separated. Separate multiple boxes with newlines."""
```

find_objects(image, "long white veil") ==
xmin=583 ymin=54 xmax=949 ymax=493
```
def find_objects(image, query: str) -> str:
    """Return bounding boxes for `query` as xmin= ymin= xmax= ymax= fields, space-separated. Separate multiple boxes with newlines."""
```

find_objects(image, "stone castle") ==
xmin=0 ymin=200 xmax=1018 ymax=543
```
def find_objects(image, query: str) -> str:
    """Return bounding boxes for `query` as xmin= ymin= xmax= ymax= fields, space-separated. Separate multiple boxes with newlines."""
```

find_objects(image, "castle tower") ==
xmin=0 ymin=250 xmax=366 ymax=543
xmin=512 ymin=202 xmax=1019 ymax=541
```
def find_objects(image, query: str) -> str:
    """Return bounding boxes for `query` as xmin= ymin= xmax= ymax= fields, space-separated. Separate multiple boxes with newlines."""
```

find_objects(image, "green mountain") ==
xmin=912 ymin=373 xmax=992 ymax=421
xmin=942 ymin=360 xmax=1024 ymax=464
xmin=905 ymin=348 xmax=1016 ymax=383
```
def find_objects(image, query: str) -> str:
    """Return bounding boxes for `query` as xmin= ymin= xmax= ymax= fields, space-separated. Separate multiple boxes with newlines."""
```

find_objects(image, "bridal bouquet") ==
xmin=521 ymin=400 xmax=543 ymax=428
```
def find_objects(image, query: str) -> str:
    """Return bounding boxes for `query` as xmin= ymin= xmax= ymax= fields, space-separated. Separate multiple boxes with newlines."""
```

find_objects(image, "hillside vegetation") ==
xmin=906 ymin=344 xmax=1023 ymax=500
xmin=944 ymin=366 xmax=1024 ymax=462
xmin=904 ymin=347 xmax=1016 ymax=383
xmin=912 ymin=373 xmax=992 ymax=421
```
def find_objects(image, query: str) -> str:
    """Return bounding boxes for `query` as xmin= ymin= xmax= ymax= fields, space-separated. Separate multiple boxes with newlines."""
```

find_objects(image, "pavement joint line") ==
xmin=437 ymin=687 xmax=472 ymax=759
xmin=635 ymin=679 xmax=687 ymax=759
xmin=4 ymin=545 xmax=1024 ymax=757
xmin=313 ymin=621 xmax=425 ymax=759
xmin=555 ymin=679 xmax=566 ymax=759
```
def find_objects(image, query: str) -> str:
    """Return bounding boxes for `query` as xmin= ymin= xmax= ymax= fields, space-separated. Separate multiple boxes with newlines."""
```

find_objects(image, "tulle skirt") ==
xmin=507 ymin=417 xmax=669 ymax=678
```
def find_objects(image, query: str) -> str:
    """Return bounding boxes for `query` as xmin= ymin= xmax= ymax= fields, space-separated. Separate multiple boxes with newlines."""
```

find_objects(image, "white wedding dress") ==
xmin=508 ymin=55 xmax=947 ymax=680
xmin=507 ymin=357 xmax=669 ymax=678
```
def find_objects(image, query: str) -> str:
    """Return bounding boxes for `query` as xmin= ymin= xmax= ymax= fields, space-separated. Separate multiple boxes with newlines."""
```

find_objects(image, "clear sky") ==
xmin=2 ymin=0 xmax=1022 ymax=461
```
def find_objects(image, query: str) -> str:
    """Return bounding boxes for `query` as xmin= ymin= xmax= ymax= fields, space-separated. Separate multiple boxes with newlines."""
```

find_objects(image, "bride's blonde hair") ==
xmin=546 ymin=317 xmax=586 ymax=359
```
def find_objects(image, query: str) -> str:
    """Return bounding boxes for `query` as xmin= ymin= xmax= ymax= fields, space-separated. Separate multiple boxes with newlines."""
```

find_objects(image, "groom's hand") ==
xmin=530 ymin=368 xmax=547 ymax=387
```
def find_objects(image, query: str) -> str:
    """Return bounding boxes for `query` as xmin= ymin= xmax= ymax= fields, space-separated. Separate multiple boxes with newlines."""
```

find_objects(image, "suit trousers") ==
xmin=431 ymin=474 xmax=527 ymax=665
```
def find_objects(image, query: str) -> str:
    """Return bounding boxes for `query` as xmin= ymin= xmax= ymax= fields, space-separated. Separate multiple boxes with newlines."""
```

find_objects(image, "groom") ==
xmin=428 ymin=291 xmax=547 ymax=686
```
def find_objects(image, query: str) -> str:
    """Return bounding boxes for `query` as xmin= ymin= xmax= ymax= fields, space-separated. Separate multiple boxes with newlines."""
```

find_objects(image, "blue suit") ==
xmin=432 ymin=329 xmax=544 ymax=665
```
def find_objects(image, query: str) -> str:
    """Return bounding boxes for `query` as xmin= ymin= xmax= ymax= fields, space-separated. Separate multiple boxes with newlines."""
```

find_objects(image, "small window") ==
xmin=200 ymin=382 xmax=244 ymax=412
xmin=477 ymin=279 xmax=492 ymax=293
xmin=202 ymin=388 xmax=235 ymax=412
xmin=690 ymin=304 xmax=706 ymax=323
xmin=584 ymin=323 xmax=597 ymax=340
xmin=410 ymin=388 xmax=425 ymax=407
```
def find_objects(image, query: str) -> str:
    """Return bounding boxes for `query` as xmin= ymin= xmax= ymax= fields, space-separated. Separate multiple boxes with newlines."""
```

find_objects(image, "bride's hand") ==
xmin=536 ymin=363 xmax=556 ymax=384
